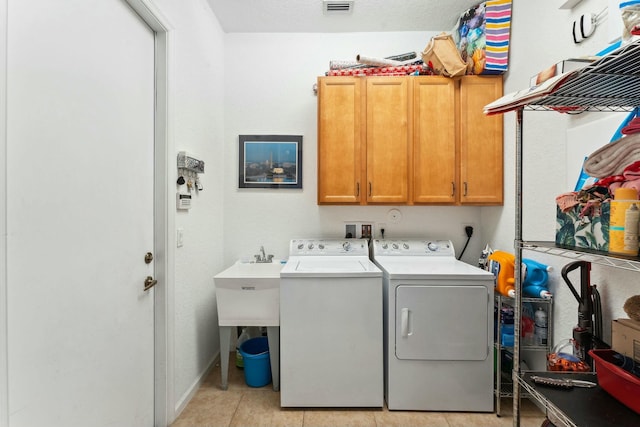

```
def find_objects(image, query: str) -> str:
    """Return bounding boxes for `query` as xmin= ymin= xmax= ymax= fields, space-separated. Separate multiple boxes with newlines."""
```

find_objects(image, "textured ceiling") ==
xmin=206 ymin=0 xmax=483 ymax=33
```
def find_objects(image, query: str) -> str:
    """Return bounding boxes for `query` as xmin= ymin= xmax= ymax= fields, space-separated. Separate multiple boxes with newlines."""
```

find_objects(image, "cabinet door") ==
xmin=317 ymin=77 xmax=363 ymax=204
xmin=412 ymin=77 xmax=457 ymax=204
xmin=459 ymin=76 xmax=504 ymax=205
xmin=365 ymin=77 xmax=410 ymax=204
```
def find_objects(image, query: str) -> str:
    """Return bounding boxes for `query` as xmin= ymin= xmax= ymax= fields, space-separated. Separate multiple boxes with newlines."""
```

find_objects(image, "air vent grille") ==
xmin=323 ymin=1 xmax=354 ymax=14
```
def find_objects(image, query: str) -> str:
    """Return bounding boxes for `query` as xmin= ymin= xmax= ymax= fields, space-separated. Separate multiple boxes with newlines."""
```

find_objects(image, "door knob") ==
xmin=144 ymin=276 xmax=157 ymax=291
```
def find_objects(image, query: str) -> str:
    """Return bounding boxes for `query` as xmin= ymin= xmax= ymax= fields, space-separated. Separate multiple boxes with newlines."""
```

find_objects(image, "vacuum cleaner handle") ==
xmin=561 ymin=261 xmax=589 ymax=304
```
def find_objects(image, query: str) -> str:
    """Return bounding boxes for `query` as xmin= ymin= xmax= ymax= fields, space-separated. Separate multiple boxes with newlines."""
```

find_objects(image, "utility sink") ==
xmin=214 ymin=260 xmax=285 ymax=326
xmin=213 ymin=260 xmax=285 ymax=391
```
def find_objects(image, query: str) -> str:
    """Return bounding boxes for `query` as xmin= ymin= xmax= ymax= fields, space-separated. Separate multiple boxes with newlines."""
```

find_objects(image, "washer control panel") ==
xmin=372 ymin=239 xmax=455 ymax=257
xmin=289 ymin=239 xmax=370 ymax=256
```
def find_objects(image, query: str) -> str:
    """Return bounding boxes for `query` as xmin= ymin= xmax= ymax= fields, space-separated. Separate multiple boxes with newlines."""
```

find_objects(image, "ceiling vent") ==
xmin=323 ymin=1 xmax=354 ymax=14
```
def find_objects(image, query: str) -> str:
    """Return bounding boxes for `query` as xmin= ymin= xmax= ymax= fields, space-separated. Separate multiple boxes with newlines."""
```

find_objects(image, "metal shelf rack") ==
xmin=526 ymin=39 xmax=640 ymax=113
xmin=508 ymin=39 xmax=640 ymax=426
xmin=520 ymin=241 xmax=640 ymax=273
xmin=494 ymin=295 xmax=552 ymax=417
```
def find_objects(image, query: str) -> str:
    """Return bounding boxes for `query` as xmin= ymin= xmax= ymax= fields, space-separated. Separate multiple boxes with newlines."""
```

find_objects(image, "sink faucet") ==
xmin=255 ymin=246 xmax=274 ymax=263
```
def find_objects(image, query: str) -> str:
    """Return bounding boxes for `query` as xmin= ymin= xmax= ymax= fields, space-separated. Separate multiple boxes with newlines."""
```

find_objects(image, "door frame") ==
xmin=0 ymin=0 xmax=8 ymax=424
xmin=0 ymin=1 xmax=175 ymax=425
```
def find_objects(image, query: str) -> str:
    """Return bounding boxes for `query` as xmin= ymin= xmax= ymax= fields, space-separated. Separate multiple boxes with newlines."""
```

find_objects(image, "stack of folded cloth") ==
xmin=584 ymin=132 xmax=640 ymax=179
xmin=556 ymin=117 xmax=640 ymax=212
xmin=622 ymin=117 xmax=640 ymax=135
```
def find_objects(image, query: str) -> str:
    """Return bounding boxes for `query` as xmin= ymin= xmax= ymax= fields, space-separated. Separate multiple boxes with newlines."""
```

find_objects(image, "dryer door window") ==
xmin=395 ymin=284 xmax=489 ymax=360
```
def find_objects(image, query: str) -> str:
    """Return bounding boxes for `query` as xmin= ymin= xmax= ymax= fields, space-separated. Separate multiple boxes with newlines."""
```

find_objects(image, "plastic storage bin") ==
xmin=501 ymin=324 xmax=514 ymax=347
xmin=589 ymin=349 xmax=640 ymax=414
xmin=239 ymin=336 xmax=271 ymax=387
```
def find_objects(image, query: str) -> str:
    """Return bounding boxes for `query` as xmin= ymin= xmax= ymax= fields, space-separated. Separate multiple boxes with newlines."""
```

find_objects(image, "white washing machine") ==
xmin=371 ymin=239 xmax=494 ymax=412
xmin=280 ymin=239 xmax=383 ymax=407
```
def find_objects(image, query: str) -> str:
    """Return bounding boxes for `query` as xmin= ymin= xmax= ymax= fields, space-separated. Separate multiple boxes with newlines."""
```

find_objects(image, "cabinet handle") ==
xmin=356 ymin=182 xmax=360 ymax=197
xmin=451 ymin=182 xmax=455 ymax=197
xmin=463 ymin=182 xmax=468 ymax=197
xmin=369 ymin=182 xmax=372 ymax=197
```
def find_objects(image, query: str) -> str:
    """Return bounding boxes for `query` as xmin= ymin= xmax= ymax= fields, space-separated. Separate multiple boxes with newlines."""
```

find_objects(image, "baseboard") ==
xmin=173 ymin=351 xmax=219 ymax=419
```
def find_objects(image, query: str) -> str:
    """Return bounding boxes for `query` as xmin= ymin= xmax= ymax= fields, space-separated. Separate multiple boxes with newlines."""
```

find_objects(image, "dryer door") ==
xmin=395 ymin=284 xmax=490 ymax=360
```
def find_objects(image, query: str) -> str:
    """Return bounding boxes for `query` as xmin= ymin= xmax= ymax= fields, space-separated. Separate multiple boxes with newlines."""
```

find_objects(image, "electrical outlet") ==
xmin=345 ymin=223 xmax=357 ymax=238
xmin=344 ymin=221 xmax=375 ymax=239
xmin=361 ymin=223 xmax=373 ymax=239
xmin=462 ymin=223 xmax=475 ymax=238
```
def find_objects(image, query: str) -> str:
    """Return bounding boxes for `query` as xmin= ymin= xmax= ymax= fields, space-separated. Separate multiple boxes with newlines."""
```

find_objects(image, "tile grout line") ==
xmin=227 ymin=390 xmax=245 ymax=427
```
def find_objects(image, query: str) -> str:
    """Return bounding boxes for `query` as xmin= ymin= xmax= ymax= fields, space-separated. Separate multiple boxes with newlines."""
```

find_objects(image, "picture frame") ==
xmin=238 ymin=135 xmax=303 ymax=189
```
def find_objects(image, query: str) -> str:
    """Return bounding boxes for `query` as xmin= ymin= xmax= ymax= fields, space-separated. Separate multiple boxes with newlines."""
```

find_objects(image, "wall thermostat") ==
xmin=177 ymin=193 xmax=192 ymax=210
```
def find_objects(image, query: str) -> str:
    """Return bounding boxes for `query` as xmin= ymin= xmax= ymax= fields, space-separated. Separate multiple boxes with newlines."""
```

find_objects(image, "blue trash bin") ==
xmin=239 ymin=336 xmax=271 ymax=387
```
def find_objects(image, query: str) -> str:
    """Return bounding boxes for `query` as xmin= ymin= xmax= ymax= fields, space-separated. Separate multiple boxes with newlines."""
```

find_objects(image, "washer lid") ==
xmin=281 ymin=256 xmax=382 ymax=278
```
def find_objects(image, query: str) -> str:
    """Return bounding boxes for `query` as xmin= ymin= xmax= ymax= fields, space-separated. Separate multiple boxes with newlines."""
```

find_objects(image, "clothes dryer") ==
xmin=371 ymin=239 xmax=494 ymax=411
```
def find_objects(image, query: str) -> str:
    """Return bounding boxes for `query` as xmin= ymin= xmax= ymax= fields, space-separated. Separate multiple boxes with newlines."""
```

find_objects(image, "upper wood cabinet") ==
xmin=365 ymin=77 xmax=410 ymax=204
xmin=413 ymin=75 xmax=503 ymax=205
xmin=412 ymin=77 xmax=457 ymax=204
xmin=317 ymin=75 xmax=503 ymax=206
xmin=317 ymin=76 xmax=410 ymax=204
xmin=317 ymin=77 xmax=362 ymax=204
xmin=459 ymin=76 xmax=504 ymax=205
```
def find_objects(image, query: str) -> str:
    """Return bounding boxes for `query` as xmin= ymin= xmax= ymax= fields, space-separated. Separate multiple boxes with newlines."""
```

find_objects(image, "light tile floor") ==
xmin=171 ymin=353 xmax=546 ymax=427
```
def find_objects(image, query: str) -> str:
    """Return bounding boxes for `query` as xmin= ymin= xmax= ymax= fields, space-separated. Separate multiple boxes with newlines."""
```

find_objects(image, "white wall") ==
xmin=486 ymin=0 xmax=638 ymax=349
xmin=221 ymin=32 xmax=489 ymax=267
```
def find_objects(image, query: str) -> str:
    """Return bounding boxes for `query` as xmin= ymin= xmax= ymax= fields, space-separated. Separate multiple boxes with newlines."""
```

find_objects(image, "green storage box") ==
xmin=555 ymin=202 xmax=609 ymax=252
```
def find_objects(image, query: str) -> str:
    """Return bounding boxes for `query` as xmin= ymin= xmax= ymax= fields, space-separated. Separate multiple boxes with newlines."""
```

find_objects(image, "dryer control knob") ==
xmin=382 ymin=243 xmax=388 ymax=249
xmin=297 ymin=243 xmax=304 ymax=249
xmin=318 ymin=243 xmax=325 ymax=250
xmin=392 ymin=243 xmax=399 ymax=250
xmin=427 ymin=241 xmax=439 ymax=252
xmin=343 ymin=241 xmax=351 ymax=251
xmin=308 ymin=243 xmax=314 ymax=250
xmin=403 ymin=243 xmax=409 ymax=250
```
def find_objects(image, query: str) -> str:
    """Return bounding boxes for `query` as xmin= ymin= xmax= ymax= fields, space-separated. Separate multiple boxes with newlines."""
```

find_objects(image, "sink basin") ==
xmin=214 ymin=261 xmax=285 ymax=326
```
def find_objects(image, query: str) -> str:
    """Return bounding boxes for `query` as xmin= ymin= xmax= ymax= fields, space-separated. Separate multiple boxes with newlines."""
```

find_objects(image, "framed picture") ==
xmin=238 ymin=135 xmax=303 ymax=189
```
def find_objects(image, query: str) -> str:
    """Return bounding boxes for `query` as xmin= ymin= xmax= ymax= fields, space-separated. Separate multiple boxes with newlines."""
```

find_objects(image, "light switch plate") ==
xmin=177 ymin=228 xmax=184 ymax=247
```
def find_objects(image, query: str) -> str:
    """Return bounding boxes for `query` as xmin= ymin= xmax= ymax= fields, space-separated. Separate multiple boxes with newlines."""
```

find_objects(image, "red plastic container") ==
xmin=589 ymin=349 xmax=640 ymax=414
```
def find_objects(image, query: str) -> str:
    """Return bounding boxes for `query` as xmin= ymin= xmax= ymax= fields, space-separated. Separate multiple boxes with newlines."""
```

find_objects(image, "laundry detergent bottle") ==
xmin=522 ymin=258 xmax=553 ymax=299
xmin=488 ymin=251 xmax=516 ymax=298
xmin=610 ymin=187 xmax=639 ymax=255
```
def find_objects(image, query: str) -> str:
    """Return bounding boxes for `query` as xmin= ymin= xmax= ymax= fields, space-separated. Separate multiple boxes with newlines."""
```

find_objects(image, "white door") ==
xmin=7 ymin=1 xmax=156 ymax=425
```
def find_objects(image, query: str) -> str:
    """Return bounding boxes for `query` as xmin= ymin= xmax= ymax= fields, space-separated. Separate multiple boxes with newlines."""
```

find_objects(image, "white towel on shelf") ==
xmin=583 ymin=133 xmax=640 ymax=178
